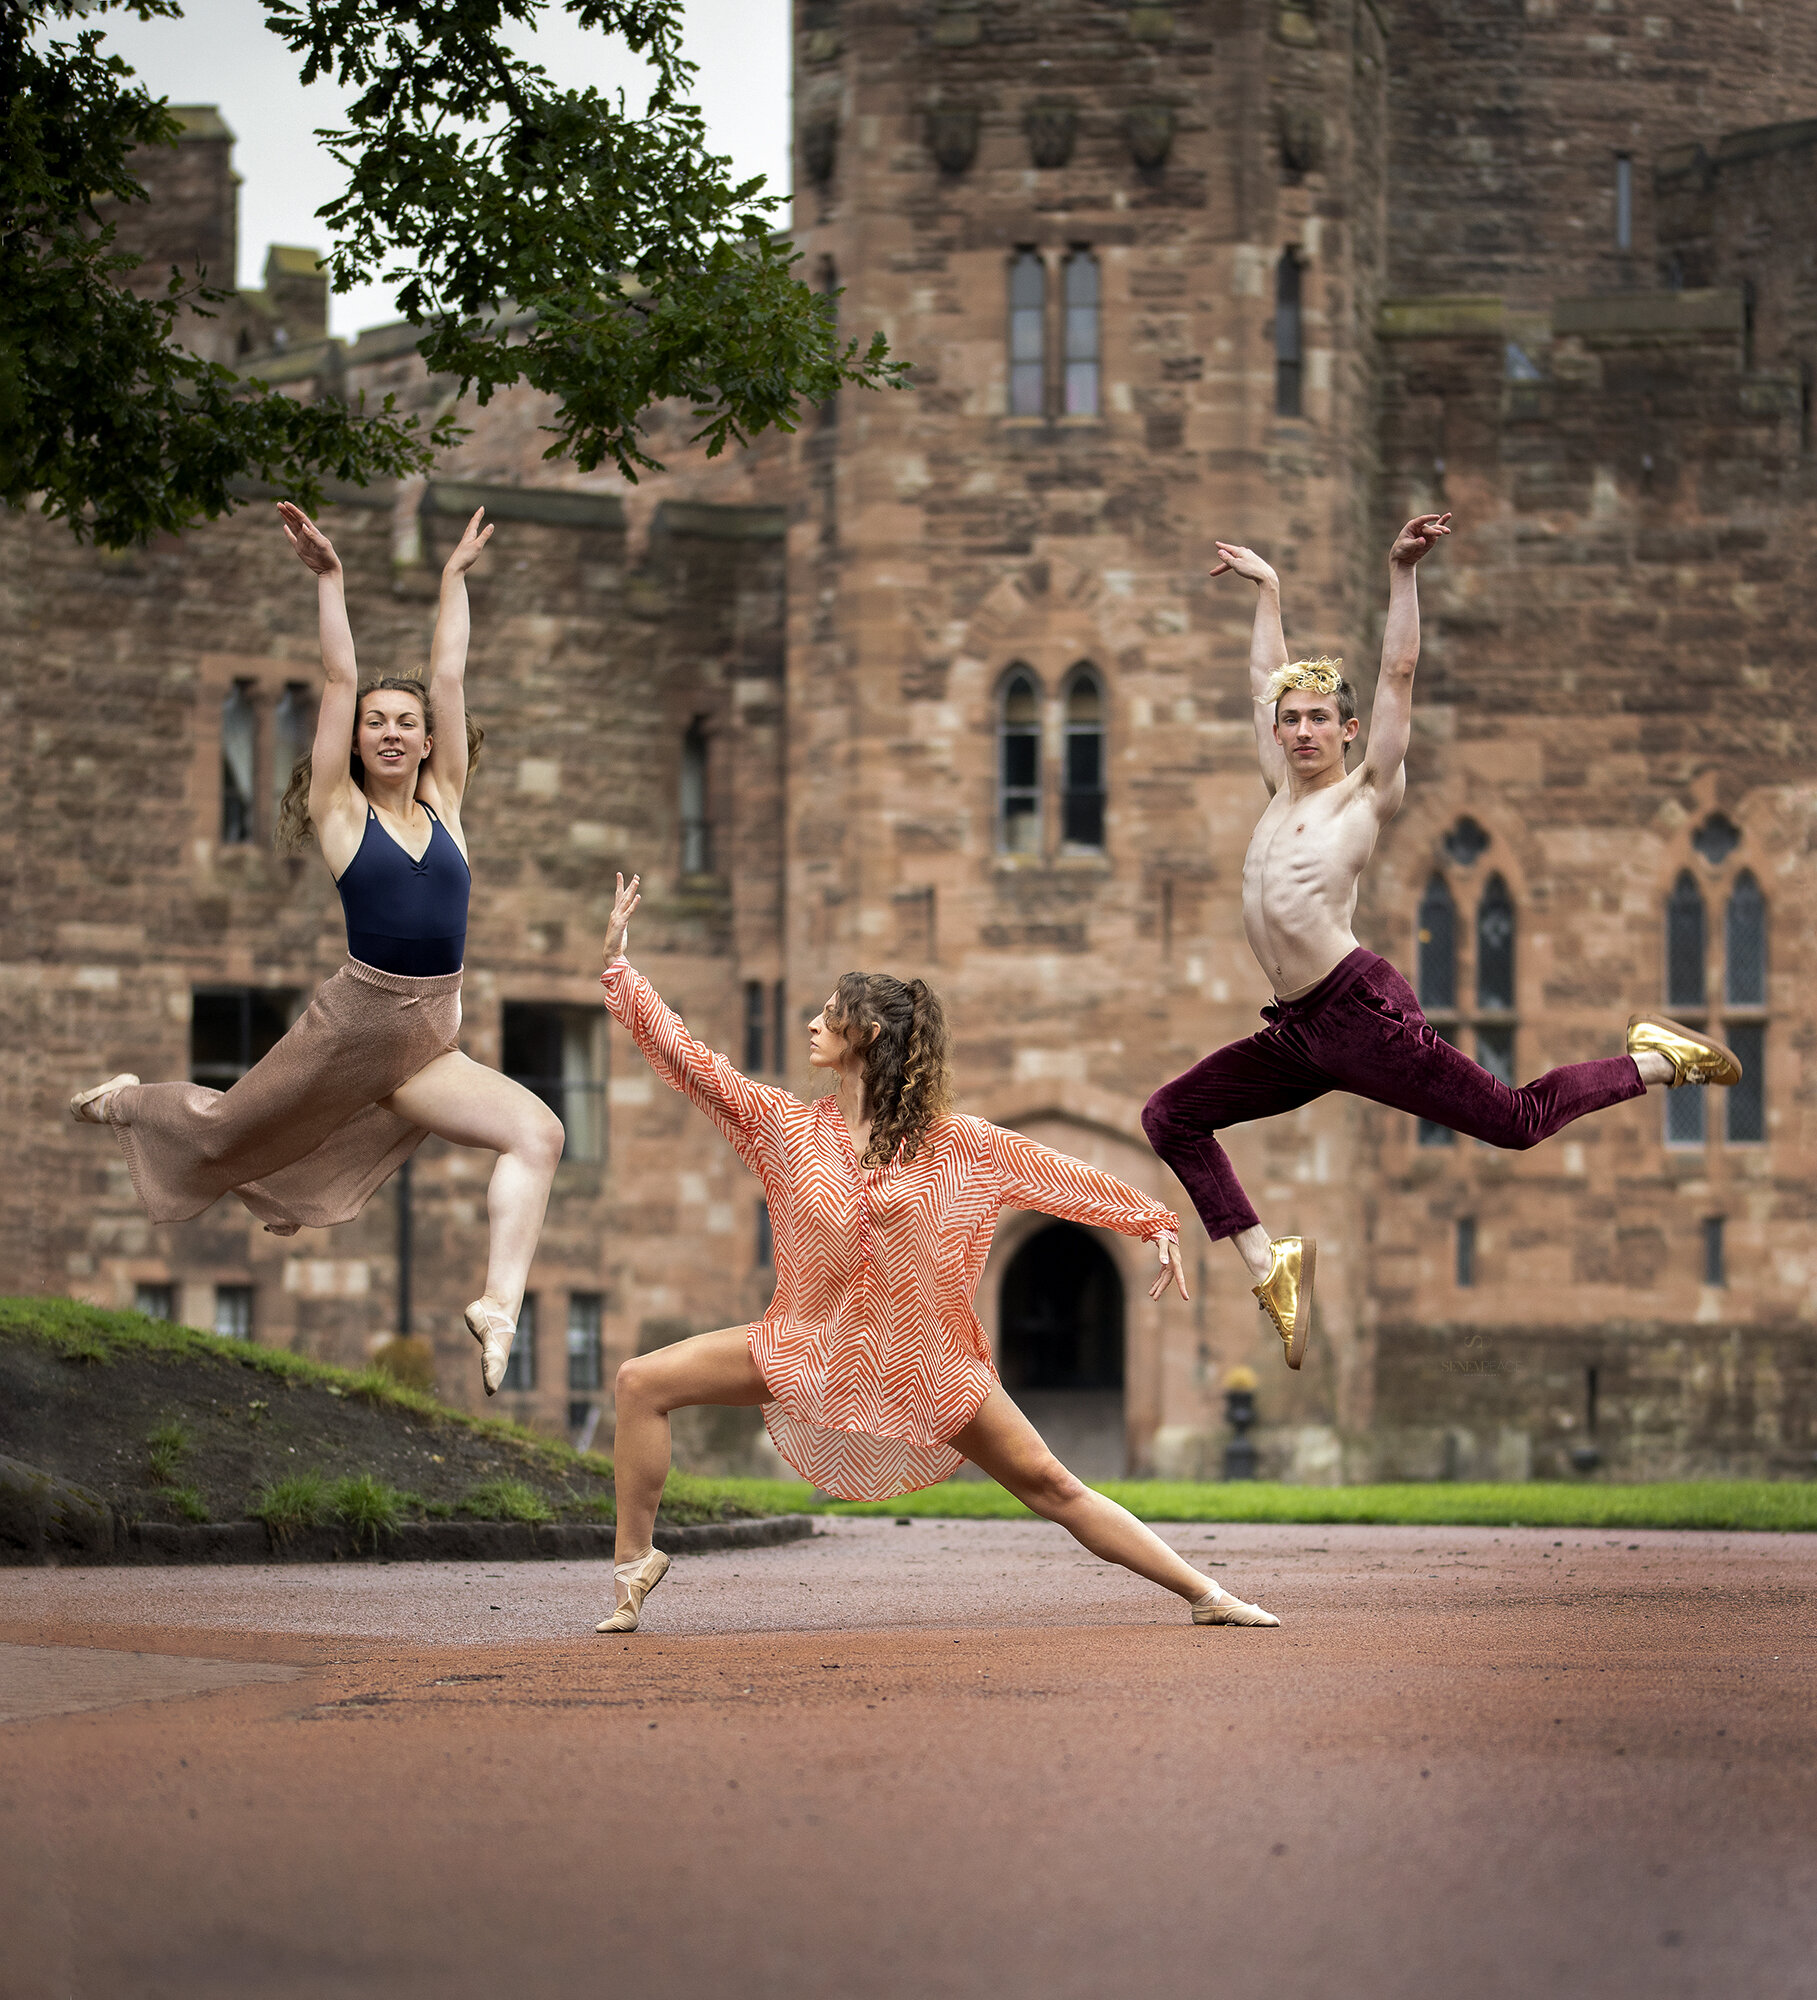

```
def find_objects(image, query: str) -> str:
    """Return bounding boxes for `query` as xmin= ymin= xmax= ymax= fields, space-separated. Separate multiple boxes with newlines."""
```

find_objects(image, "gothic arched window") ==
xmin=1724 ymin=870 xmax=1765 ymax=1006
xmin=1663 ymin=869 xmax=1708 ymax=1147
xmin=1063 ymin=249 xmax=1100 ymax=417
xmin=1724 ymin=871 xmax=1767 ymax=1144
xmin=999 ymin=669 xmax=1042 ymax=854
xmin=1009 ymin=250 xmax=1046 ymax=417
xmin=1665 ymin=869 xmax=1706 ymax=1011
xmin=1061 ymin=666 xmax=1106 ymax=850
xmin=1416 ymin=873 xmax=1457 ymax=1013
xmin=220 ymin=679 xmax=257 ymax=845
xmin=272 ymin=681 xmax=313 ymax=818
xmin=1415 ymin=873 xmax=1459 ymax=1146
xmin=1474 ymin=873 xmax=1516 ymax=1084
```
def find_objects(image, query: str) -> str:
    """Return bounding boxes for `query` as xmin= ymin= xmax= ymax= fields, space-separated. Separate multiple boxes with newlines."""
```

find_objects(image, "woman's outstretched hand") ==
xmin=443 ymin=506 xmax=494 ymax=579
xmin=277 ymin=501 xmax=341 ymax=577
xmin=1148 ymin=1236 xmax=1190 ymax=1303
xmin=603 ymin=872 xmax=641 ymax=964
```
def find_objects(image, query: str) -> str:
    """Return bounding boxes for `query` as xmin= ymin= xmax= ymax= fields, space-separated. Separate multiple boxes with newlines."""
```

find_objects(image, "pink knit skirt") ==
xmin=108 ymin=958 xmax=462 ymax=1234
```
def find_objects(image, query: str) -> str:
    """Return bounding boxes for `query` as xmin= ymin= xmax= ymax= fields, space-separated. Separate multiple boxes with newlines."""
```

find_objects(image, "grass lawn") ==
xmin=0 ymin=1296 xmax=785 ymax=1528
xmin=715 ymin=1476 xmax=1817 ymax=1532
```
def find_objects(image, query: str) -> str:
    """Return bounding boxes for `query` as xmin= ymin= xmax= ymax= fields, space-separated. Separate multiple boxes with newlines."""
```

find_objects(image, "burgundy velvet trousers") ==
xmin=1141 ymin=948 xmax=1645 ymax=1243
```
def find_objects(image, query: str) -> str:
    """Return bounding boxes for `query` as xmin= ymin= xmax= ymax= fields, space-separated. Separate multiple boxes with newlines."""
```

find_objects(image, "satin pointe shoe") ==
xmin=1253 ymin=1235 xmax=1315 ymax=1370
xmin=595 ymin=1548 xmax=672 ymax=1634
xmin=69 ymin=1074 xmax=139 ymax=1124
xmin=464 ymin=1299 xmax=518 ymax=1396
xmin=1626 ymin=1015 xmax=1742 ymax=1088
xmin=1192 ymin=1580 xmax=1280 ymax=1627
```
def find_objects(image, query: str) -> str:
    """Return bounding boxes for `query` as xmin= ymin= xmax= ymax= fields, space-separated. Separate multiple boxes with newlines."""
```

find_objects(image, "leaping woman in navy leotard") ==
xmin=69 ymin=503 xmax=563 ymax=1395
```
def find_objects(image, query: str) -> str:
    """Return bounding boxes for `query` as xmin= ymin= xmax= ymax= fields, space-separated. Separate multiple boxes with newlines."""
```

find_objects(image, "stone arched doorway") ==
xmin=997 ymin=1222 xmax=1127 ymax=1479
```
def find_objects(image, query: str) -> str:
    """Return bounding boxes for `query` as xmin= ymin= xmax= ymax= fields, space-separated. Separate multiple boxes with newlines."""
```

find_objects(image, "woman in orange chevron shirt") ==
xmin=594 ymin=872 xmax=1279 ymax=1637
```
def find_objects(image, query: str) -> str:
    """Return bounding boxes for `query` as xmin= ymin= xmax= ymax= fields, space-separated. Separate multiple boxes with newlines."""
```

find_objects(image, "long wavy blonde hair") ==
xmin=829 ymin=972 xmax=955 ymax=1168
xmin=274 ymin=677 xmax=484 ymax=854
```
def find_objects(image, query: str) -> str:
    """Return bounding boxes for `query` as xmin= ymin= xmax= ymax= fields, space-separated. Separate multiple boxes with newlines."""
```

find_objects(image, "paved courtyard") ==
xmin=2 ymin=1519 xmax=1812 ymax=1999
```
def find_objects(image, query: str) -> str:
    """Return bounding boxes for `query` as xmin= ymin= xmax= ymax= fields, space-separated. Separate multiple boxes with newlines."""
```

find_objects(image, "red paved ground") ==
xmin=2 ymin=1519 xmax=1813 ymax=1999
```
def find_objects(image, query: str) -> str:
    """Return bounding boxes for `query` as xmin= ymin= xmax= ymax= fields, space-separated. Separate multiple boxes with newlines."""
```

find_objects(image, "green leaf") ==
xmin=5 ymin=0 xmax=901 ymax=545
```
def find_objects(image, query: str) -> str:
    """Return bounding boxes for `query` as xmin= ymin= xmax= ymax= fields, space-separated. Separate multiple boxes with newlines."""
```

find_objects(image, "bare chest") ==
xmin=1245 ymin=796 xmax=1361 ymax=897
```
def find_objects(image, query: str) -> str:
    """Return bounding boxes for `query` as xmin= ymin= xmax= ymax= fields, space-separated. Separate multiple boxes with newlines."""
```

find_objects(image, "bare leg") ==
xmin=383 ymin=1050 xmax=565 ymax=1321
xmin=1231 ymin=1222 xmax=1274 ymax=1281
xmin=949 ymin=1384 xmax=1216 ymax=1604
xmin=611 ymin=1326 xmax=769 ymax=1563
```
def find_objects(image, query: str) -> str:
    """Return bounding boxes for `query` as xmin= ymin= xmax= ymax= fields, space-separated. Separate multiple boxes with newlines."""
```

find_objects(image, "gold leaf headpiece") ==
xmin=1262 ymin=656 xmax=1347 ymax=704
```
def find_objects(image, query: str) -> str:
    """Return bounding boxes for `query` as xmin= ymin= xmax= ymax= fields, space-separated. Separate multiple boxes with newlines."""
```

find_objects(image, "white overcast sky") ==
xmin=92 ymin=0 xmax=792 ymax=338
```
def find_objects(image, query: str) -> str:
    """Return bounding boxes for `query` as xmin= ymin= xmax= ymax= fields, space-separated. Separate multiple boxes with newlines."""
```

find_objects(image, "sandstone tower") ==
xmin=771 ymin=0 xmax=1817 ymax=1477
xmin=4 ymin=3 xmax=1815 ymax=1482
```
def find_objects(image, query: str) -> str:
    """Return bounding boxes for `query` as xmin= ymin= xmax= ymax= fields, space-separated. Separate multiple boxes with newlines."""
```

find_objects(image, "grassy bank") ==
xmin=0 ymin=1296 xmax=787 ymax=1531
xmin=717 ymin=1476 xmax=1817 ymax=1533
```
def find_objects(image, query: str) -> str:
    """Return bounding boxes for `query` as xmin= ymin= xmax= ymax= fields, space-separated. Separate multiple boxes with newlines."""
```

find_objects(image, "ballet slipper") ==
xmin=464 ymin=1298 xmax=517 ymax=1396
xmin=595 ymin=1547 xmax=671 ymax=1633
xmin=1191 ymin=1579 xmax=1280 ymax=1627
xmin=69 ymin=1074 xmax=138 ymax=1125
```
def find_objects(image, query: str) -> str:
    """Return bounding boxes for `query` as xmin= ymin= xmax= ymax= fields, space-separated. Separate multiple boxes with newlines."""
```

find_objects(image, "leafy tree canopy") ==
xmin=2 ymin=0 xmax=900 ymax=547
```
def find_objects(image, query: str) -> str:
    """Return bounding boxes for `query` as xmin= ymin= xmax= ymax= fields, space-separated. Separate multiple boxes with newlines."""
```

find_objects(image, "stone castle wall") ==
xmin=2 ymin=463 xmax=791 ymax=1456
xmin=1357 ymin=278 xmax=1817 ymax=1474
xmin=4 ymin=2 xmax=1815 ymax=1480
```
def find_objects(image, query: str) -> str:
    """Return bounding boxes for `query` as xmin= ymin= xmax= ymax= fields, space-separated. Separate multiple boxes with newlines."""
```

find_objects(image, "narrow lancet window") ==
xmin=1275 ymin=252 xmax=1304 ymax=417
xmin=1061 ymin=667 xmax=1106 ymax=850
xmin=221 ymin=680 xmax=256 ymax=844
xmin=999 ymin=670 xmax=1042 ymax=854
xmin=680 ymin=719 xmax=709 ymax=875
xmin=1063 ymin=250 xmax=1100 ymax=417
xmin=1417 ymin=874 xmax=1457 ymax=1013
xmin=1009 ymin=251 xmax=1046 ymax=417
xmin=1665 ymin=870 xmax=1706 ymax=1011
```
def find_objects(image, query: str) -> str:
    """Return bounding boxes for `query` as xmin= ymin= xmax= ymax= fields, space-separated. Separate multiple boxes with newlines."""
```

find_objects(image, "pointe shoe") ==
xmin=464 ymin=1299 xmax=517 ymax=1396
xmin=595 ymin=1548 xmax=671 ymax=1634
xmin=1192 ymin=1580 xmax=1280 ymax=1628
xmin=1626 ymin=1015 xmax=1742 ymax=1088
xmin=69 ymin=1074 xmax=138 ymax=1124
xmin=1253 ymin=1236 xmax=1315 ymax=1370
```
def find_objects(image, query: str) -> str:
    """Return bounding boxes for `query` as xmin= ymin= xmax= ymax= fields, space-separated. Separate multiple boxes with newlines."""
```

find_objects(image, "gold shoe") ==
xmin=1192 ymin=1582 xmax=1280 ymax=1628
xmin=1253 ymin=1236 xmax=1315 ymax=1370
xmin=69 ymin=1074 xmax=138 ymax=1124
xmin=595 ymin=1548 xmax=671 ymax=1634
xmin=1626 ymin=1015 xmax=1742 ymax=1088
xmin=464 ymin=1299 xmax=517 ymax=1396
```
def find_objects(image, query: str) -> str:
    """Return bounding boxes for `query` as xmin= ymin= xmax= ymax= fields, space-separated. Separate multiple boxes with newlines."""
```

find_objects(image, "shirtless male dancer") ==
xmin=1140 ymin=513 xmax=1743 ymax=1368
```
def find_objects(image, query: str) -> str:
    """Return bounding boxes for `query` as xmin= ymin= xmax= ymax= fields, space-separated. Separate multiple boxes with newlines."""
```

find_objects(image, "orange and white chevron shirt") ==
xmin=602 ymin=960 xmax=1179 ymax=1502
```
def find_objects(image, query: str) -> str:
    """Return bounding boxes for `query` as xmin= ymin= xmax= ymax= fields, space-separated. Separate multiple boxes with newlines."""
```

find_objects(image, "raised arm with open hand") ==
xmin=1359 ymin=511 xmax=1452 ymax=817
xmin=1211 ymin=540 xmax=1291 ymax=795
xmin=276 ymin=503 xmax=361 ymax=841
xmin=424 ymin=507 xmax=493 ymax=808
xmin=603 ymin=872 xmax=641 ymax=964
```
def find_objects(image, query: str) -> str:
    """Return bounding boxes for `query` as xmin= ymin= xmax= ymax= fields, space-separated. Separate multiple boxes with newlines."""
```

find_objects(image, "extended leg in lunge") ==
xmin=593 ymin=871 xmax=1277 ymax=1636
xmin=603 ymin=1325 xmax=1274 ymax=1634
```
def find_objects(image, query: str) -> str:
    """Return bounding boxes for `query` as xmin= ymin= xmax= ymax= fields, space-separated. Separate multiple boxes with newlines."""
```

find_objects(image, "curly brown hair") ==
xmin=273 ymin=677 xmax=484 ymax=854
xmin=830 ymin=971 xmax=955 ymax=1167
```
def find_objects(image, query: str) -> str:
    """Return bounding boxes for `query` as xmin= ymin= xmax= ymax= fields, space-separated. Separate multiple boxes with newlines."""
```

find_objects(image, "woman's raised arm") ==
xmin=277 ymin=503 xmax=360 ymax=841
xmin=422 ymin=506 xmax=493 ymax=811
xmin=598 ymin=874 xmax=778 ymax=1162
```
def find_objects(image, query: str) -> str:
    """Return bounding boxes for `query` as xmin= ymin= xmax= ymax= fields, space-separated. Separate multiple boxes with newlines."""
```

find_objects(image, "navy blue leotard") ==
xmin=334 ymin=798 xmax=470 ymax=977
